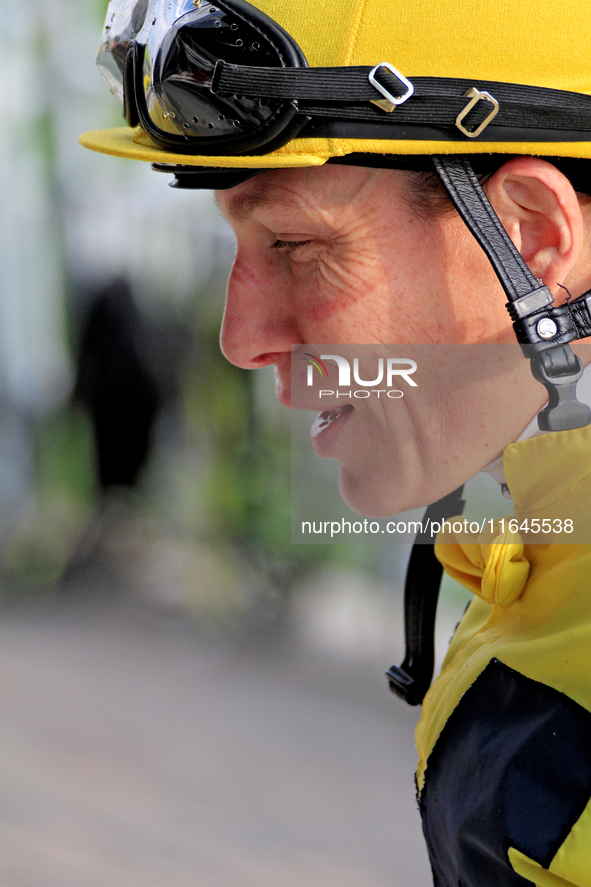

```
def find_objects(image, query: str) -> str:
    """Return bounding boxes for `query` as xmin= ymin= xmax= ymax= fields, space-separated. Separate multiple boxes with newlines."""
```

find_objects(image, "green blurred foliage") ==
xmin=2 ymin=407 xmax=96 ymax=587
xmin=35 ymin=406 xmax=97 ymax=506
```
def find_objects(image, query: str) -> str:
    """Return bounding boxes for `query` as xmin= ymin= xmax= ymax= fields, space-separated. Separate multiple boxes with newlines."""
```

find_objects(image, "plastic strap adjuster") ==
xmin=506 ymin=285 xmax=554 ymax=321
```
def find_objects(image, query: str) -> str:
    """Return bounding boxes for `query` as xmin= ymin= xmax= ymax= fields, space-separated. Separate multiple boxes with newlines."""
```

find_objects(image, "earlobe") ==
xmin=484 ymin=157 xmax=585 ymax=302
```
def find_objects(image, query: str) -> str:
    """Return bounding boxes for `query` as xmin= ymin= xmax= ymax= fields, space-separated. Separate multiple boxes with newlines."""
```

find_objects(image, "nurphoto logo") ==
xmin=303 ymin=353 xmax=418 ymax=399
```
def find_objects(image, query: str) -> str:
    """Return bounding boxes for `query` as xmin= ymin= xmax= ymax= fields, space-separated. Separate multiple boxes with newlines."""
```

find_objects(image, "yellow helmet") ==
xmin=81 ymin=0 xmax=591 ymax=169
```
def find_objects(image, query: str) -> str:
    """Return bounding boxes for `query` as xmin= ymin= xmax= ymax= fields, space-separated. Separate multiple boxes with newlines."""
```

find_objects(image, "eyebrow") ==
xmin=217 ymin=181 xmax=301 ymax=223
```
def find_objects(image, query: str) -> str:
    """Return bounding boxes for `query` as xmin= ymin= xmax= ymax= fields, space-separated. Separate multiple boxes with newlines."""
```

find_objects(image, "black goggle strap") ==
xmin=386 ymin=486 xmax=465 ymax=707
xmin=213 ymin=62 xmax=591 ymax=136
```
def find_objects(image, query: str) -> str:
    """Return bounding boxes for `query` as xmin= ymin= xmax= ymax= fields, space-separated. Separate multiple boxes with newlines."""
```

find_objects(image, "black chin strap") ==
xmin=389 ymin=155 xmax=591 ymax=707
xmin=387 ymin=487 xmax=465 ymax=706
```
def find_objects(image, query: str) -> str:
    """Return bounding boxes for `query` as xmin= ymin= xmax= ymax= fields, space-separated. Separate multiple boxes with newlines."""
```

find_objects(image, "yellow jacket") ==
xmin=417 ymin=424 xmax=591 ymax=887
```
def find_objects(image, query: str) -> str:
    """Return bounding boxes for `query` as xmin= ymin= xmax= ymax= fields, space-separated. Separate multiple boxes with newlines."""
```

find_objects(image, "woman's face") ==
xmin=216 ymin=164 xmax=547 ymax=515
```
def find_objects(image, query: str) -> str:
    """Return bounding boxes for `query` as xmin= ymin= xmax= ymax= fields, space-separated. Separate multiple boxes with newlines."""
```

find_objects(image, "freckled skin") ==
xmin=215 ymin=162 xmax=591 ymax=515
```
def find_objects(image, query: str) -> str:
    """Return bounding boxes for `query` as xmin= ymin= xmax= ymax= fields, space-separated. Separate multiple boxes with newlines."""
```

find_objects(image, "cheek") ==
xmin=295 ymin=222 xmax=460 ymax=344
xmin=291 ymin=248 xmax=392 ymax=332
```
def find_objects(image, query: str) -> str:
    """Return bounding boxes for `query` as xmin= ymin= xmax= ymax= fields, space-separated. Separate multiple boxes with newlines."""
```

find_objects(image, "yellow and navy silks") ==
xmin=416 ymin=424 xmax=591 ymax=887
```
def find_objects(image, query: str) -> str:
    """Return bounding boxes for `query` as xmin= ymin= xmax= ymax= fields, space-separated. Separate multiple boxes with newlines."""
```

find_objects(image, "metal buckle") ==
xmin=455 ymin=87 xmax=499 ymax=138
xmin=368 ymin=62 xmax=414 ymax=113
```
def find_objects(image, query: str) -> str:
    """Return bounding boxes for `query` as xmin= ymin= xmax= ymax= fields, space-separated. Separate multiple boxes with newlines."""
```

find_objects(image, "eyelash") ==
xmin=269 ymin=239 xmax=305 ymax=253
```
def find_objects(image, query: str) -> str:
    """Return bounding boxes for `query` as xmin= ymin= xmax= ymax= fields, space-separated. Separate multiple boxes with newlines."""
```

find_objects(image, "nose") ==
xmin=220 ymin=250 xmax=301 ymax=371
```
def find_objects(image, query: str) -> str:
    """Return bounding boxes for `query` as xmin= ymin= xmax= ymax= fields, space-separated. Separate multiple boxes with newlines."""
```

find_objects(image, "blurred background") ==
xmin=0 ymin=1 xmax=471 ymax=884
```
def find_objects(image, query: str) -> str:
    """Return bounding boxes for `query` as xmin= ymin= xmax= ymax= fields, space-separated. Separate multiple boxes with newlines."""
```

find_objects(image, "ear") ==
xmin=484 ymin=156 xmax=587 ymax=303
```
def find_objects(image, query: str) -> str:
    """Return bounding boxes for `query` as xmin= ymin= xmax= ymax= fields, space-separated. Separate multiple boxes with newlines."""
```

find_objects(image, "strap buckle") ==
xmin=455 ymin=87 xmax=499 ymax=138
xmin=369 ymin=62 xmax=414 ymax=113
xmin=528 ymin=345 xmax=590 ymax=432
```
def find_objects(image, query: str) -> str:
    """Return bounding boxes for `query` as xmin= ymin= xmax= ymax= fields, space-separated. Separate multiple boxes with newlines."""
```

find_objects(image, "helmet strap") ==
xmin=432 ymin=155 xmax=591 ymax=432
xmin=386 ymin=486 xmax=465 ymax=706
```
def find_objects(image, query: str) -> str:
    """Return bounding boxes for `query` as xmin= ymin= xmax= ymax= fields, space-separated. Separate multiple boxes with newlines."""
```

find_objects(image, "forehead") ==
xmin=216 ymin=176 xmax=304 ymax=223
xmin=215 ymin=164 xmax=388 ymax=224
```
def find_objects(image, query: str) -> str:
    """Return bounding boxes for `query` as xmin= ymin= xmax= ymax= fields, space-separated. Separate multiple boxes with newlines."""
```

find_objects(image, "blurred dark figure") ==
xmin=74 ymin=279 xmax=161 ymax=490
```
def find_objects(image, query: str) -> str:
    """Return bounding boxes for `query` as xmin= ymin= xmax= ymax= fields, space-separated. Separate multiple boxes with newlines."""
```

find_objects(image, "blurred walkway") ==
xmin=0 ymin=597 xmax=432 ymax=887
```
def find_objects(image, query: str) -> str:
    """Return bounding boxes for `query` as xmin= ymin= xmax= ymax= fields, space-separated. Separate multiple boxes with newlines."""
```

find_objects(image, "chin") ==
xmin=338 ymin=468 xmax=416 ymax=518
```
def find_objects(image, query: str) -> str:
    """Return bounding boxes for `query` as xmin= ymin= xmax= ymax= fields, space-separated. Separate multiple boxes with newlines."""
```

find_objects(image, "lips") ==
xmin=310 ymin=404 xmax=354 ymax=453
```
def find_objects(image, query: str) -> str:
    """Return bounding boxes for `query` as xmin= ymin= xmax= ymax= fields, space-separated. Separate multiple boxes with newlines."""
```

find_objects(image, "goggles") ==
xmin=98 ymin=0 xmax=591 ymax=158
xmin=97 ymin=0 xmax=309 ymax=156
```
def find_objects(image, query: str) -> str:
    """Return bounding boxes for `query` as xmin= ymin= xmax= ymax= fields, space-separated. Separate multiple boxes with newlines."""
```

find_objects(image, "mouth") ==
xmin=310 ymin=404 xmax=354 ymax=453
